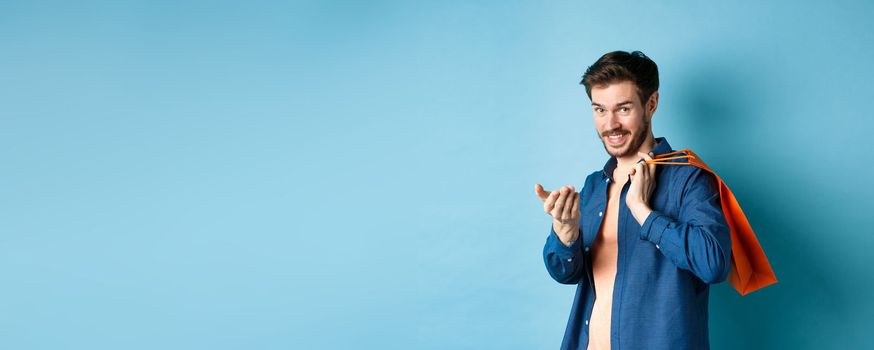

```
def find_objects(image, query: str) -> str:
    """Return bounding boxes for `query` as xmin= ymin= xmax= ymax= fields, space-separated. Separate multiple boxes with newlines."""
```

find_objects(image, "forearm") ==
xmin=552 ymin=219 xmax=580 ymax=245
xmin=628 ymin=203 xmax=653 ymax=226
xmin=543 ymin=225 xmax=585 ymax=285
xmin=639 ymin=210 xmax=731 ymax=284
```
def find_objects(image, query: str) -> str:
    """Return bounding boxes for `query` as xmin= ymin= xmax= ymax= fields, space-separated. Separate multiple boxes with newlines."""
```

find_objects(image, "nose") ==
xmin=606 ymin=113 xmax=621 ymax=130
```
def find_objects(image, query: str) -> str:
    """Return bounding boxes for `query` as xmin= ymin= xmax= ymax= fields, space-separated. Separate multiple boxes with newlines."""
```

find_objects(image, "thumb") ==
xmin=534 ymin=183 xmax=550 ymax=201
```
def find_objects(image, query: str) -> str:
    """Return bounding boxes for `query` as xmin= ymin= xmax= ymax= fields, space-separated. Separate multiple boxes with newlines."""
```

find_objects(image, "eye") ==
xmin=595 ymin=107 xmax=605 ymax=113
xmin=620 ymin=107 xmax=630 ymax=113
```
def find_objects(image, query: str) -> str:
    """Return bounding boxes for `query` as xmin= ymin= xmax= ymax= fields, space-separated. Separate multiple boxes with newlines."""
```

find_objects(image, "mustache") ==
xmin=601 ymin=129 xmax=630 ymax=137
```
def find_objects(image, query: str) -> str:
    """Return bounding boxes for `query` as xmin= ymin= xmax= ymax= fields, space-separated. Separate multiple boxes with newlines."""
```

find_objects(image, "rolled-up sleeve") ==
xmin=638 ymin=168 xmax=732 ymax=284
xmin=543 ymin=225 xmax=585 ymax=285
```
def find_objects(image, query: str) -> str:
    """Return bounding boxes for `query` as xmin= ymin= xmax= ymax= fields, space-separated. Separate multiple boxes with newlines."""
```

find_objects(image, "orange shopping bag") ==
xmin=647 ymin=149 xmax=777 ymax=295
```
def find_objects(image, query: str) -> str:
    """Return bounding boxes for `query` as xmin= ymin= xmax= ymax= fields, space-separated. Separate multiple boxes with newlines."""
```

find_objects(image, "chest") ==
xmin=580 ymin=169 xmax=685 ymax=250
xmin=597 ymin=179 xmax=626 ymax=242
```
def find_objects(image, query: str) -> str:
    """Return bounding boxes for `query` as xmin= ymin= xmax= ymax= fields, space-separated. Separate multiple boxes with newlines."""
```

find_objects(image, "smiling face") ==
xmin=591 ymin=80 xmax=657 ymax=159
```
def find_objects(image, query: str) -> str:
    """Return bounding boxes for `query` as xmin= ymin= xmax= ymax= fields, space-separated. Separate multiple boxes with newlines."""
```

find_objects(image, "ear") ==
xmin=646 ymin=91 xmax=659 ymax=119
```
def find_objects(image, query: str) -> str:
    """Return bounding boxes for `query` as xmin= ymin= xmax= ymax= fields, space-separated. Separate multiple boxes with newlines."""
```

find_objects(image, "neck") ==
xmin=615 ymin=133 xmax=656 ymax=171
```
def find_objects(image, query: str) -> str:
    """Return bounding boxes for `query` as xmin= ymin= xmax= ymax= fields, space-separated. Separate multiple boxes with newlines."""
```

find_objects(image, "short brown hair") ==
xmin=580 ymin=50 xmax=659 ymax=105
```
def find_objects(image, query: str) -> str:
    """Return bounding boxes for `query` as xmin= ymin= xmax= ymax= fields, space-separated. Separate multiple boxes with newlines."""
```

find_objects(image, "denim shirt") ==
xmin=542 ymin=137 xmax=731 ymax=350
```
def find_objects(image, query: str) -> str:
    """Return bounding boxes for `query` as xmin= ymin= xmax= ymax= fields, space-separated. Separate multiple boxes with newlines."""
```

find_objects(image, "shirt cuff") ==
xmin=639 ymin=210 xmax=670 ymax=245
xmin=547 ymin=225 xmax=582 ymax=258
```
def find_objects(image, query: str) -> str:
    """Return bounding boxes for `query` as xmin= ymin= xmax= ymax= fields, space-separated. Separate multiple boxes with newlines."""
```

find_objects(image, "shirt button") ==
xmin=598 ymin=211 xmax=603 ymax=217
xmin=585 ymin=246 xmax=590 ymax=252
xmin=567 ymin=257 xmax=573 ymax=262
xmin=656 ymin=244 xmax=660 ymax=249
xmin=585 ymin=320 xmax=589 ymax=326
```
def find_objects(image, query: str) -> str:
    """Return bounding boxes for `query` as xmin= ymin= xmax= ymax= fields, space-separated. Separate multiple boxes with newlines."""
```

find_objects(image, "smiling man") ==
xmin=534 ymin=51 xmax=732 ymax=350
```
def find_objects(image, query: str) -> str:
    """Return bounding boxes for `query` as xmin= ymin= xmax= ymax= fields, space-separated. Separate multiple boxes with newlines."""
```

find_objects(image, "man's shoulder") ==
xmin=583 ymin=169 xmax=605 ymax=184
xmin=658 ymin=162 xmax=719 ymax=195
xmin=576 ymin=170 xmax=605 ymax=196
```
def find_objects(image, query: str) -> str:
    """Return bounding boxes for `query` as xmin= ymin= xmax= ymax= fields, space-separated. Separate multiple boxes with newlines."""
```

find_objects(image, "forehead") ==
xmin=590 ymin=81 xmax=640 ymax=106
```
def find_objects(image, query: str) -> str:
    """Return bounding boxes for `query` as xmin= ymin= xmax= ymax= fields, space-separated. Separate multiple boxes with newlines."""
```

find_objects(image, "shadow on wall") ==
xmin=672 ymin=54 xmax=860 ymax=349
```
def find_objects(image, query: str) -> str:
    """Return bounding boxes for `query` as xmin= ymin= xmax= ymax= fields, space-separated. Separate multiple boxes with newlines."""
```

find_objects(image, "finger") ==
xmin=562 ymin=186 xmax=575 ymax=221
xmin=552 ymin=186 xmax=568 ymax=219
xmin=638 ymin=152 xmax=653 ymax=161
xmin=634 ymin=156 xmax=647 ymax=175
xmin=638 ymin=152 xmax=656 ymax=177
xmin=631 ymin=161 xmax=645 ymax=178
xmin=544 ymin=188 xmax=560 ymax=213
xmin=534 ymin=183 xmax=551 ymax=202
xmin=571 ymin=191 xmax=580 ymax=219
xmin=551 ymin=186 xmax=569 ymax=218
xmin=560 ymin=186 xmax=573 ymax=220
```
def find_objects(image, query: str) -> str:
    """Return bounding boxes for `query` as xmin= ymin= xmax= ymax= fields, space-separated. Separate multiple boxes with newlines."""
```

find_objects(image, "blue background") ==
xmin=2 ymin=0 xmax=873 ymax=349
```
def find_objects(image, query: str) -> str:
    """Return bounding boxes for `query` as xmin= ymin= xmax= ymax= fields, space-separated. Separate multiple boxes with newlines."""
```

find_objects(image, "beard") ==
xmin=599 ymin=119 xmax=650 ymax=158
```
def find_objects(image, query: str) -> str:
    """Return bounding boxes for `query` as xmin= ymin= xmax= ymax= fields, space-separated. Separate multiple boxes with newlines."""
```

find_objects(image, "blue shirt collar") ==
xmin=601 ymin=137 xmax=673 ymax=181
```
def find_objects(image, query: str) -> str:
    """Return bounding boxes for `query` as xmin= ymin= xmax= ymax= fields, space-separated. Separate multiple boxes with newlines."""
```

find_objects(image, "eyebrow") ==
xmin=591 ymin=100 xmax=633 ymax=108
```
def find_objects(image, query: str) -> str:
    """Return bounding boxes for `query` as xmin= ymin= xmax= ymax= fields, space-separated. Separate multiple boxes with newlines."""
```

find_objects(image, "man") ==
xmin=534 ymin=51 xmax=732 ymax=350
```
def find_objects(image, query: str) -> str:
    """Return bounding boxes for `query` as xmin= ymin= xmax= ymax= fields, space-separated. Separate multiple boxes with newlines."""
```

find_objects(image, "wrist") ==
xmin=629 ymin=203 xmax=652 ymax=225
xmin=553 ymin=222 xmax=580 ymax=244
xmin=560 ymin=233 xmax=579 ymax=246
